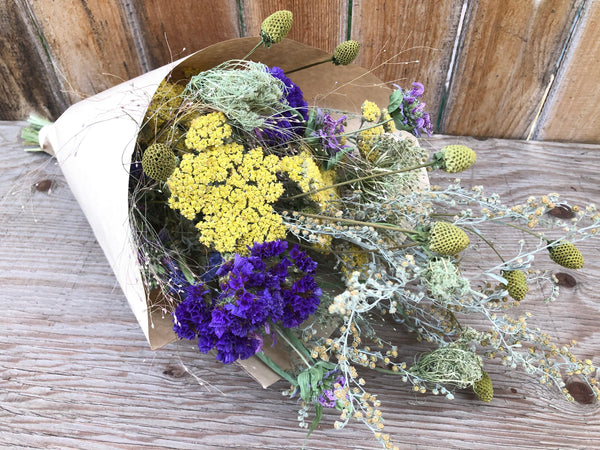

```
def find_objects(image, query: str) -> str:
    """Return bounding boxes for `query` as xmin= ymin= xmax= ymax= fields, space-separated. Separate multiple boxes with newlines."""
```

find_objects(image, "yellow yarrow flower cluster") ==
xmin=357 ymin=125 xmax=385 ymax=159
xmin=185 ymin=111 xmax=232 ymax=152
xmin=361 ymin=100 xmax=381 ymax=122
xmin=167 ymin=143 xmax=285 ymax=254
xmin=280 ymin=150 xmax=336 ymax=210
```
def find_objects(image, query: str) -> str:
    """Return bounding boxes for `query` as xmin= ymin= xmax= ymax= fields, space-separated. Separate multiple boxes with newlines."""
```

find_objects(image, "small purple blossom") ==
xmin=388 ymin=81 xmax=433 ymax=137
xmin=310 ymin=108 xmax=348 ymax=156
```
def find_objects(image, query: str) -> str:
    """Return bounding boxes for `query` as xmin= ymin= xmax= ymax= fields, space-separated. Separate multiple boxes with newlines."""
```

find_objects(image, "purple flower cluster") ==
xmin=391 ymin=82 xmax=433 ymax=137
xmin=260 ymin=66 xmax=309 ymax=145
xmin=310 ymin=108 xmax=348 ymax=156
xmin=172 ymin=240 xmax=322 ymax=364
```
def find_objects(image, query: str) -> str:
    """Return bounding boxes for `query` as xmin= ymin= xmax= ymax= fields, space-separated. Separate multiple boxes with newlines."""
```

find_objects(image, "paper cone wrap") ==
xmin=39 ymin=37 xmax=413 ymax=385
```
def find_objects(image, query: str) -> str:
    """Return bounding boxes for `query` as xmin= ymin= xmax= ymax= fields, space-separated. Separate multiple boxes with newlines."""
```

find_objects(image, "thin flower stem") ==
xmin=242 ymin=39 xmax=264 ymax=60
xmin=490 ymin=219 xmax=547 ymax=241
xmin=283 ymin=160 xmax=435 ymax=201
xmin=286 ymin=58 xmax=333 ymax=75
xmin=292 ymin=211 xmax=416 ymax=234
xmin=465 ymin=226 xmax=506 ymax=263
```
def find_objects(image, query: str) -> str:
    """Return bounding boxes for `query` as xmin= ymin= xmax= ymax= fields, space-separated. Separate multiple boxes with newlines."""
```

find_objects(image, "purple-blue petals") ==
xmin=172 ymin=240 xmax=321 ymax=364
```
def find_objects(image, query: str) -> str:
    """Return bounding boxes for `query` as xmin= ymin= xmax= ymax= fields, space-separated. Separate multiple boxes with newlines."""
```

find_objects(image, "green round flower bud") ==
xmin=502 ymin=270 xmax=528 ymax=301
xmin=332 ymin=40 xmax=360 ymax=65
xmin=473 ymin=371 xmax=493 ymax=402
xmin=428 ymin=222 xmax=470 ymax=255
xmin=141 ymin=143 xmax=177 ymax=181
xmin=549 ymin=241 xmax=584 ymax=269
xmin=260 ymin=10 xmax=293 ymax=46
xmin=441 ymin=144 xmax=477 ymax=173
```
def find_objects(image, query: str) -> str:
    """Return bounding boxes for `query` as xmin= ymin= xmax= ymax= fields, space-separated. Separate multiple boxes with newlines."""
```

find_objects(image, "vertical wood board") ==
xmin=27 ymin=0 xmax=143 ymax=104
xmin=441 ymin=0 xmax=582 ymax=139
xmin=351 ymin=0 xmax=465 ymax=132
xmin=0 ymin=1 xmax=67 ymax=120
xmin=534 ymin=1 xmax=600 ymax=143
xmin=240 ymin=0 xmax=348 ymax=53
xmin=135 ymin=0 xmax=241 ymax=70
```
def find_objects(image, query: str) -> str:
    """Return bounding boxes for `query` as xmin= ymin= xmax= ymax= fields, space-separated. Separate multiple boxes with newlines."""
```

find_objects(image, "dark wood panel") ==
xmin=351 ymin=0 xmax=464 ymax=134
xmin=0 ymin=1 xmax=67 ymax=120
xmin=241 ymin=0 xmax=348 ymax=52
xmin=136 ymin=0 xmax=241 ymax=69
xmin=534 ymin=1 xmax=600 ymax=143
xmin=26 ymin=0 xmax=143 ymax=104
xmin=441 ymin=0 xmax=583 ymax=140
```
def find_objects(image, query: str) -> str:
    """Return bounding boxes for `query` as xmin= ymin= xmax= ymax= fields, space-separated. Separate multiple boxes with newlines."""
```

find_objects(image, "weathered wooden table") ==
xmin=1 ymin=121 xmax=599 ymax=449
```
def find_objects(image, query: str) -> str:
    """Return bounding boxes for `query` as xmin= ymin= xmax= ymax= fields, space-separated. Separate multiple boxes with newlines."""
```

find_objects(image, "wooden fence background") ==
xmin=2 ymin=0 xmax=599 ymax=143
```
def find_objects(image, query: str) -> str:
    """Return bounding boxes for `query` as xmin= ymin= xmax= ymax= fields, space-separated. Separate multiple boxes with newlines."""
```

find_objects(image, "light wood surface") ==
xmin=1 ymin=121 xmax=599 ymax=449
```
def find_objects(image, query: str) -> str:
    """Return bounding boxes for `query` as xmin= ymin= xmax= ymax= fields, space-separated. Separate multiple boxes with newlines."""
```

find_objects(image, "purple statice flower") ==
xmin=259 ymin=66 xmax=309 ymax=146
xmin=310 ymin=108 xmax=348 ymax=157
xmin=173 ymin=240 xmax=321 ymax=364
xmin=388 ymin=81 xmax=433 ymax=137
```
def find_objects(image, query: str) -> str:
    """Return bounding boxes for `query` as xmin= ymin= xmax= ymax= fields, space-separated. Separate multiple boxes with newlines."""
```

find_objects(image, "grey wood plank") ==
xmin=1 ymin=122 xmax=599 ymax=449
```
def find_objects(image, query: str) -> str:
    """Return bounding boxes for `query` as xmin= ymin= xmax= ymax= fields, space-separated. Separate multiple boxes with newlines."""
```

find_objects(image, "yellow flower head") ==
xmin=167 ymin=143 xmax=285 ymax=254
xmin=185 ymin=111 xmax=232 ymax=152
xmin=361 ymin=100 xmax=381 ymax=122
xmin=357 ymin=125 xmax=384 ymax=159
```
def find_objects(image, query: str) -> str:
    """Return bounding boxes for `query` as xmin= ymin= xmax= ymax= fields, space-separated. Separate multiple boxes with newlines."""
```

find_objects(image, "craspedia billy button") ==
xmin=141 ymin=143 xmax=177 ymax=181
xmin=332 ymin=40 xmax=360 ymax=65
xmin=440 ymin=144 xmax=477 ymax=173
xmin=502 ymin=270 xmax=529 ymax=301
xmin=473 ymin=371 xmax=494 ymax=402
xmin=549 ymin=241 xmax=584 ymax=269
xmin=260 ymin=10 xmax=293 ymax=47
xmin=428 ymin=222 xmax=470 ymax=256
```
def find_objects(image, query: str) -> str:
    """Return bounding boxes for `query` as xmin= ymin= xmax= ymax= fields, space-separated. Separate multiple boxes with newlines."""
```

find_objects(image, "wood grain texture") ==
xmin=135 ymin=0 xmax=241 ymax=70
xmin=240 ymin=0 xmax=348 ymax=52
xmin=1 ymin=121 xmax=599 ymax=448
xmin=0 ymin=1 xmax=68 ymax=120
xmin=441 ymin=0 xmax=582 ymax=140
xmin=26 ymin=0 xmax=143 ymax=105
xmin=350 ymin=0 xmax=464 ymax=132
xmin=534 ymin=1 xmax=600 ymax=143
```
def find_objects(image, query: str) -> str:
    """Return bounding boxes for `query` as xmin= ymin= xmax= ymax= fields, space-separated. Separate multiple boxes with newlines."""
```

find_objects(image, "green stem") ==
xmin=292 ymin=211 xmax=416 ymax=234
xmin=283 ymin=160 xmax=435 ymax=201
xmin=242 ymin=38 xmax=264 ymax=60
xmin=286 ymin=57 xmax=333 ymax=75
xmin=255 ymin=351 xmax=298 ymax=386
xmin=465 ymin=226 xmax=506 ymax=263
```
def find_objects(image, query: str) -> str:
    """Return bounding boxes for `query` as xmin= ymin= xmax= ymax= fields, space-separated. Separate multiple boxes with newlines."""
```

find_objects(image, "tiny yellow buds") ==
xmin=473 ymin=371 xmax=494 ymax=402
xmin=333 ymin=40 xmax=360 ymax=65
xmin=502 ymin=270 xmax=529 ymax=301
xmin=428 ymin=222 xmax=470 ymax=255
xmin=440 ymin=144 xmax=477 ymax=173
xmin=141 ymin=143 xmax=177 ymax=181
xmin=549 ymin=241 xmax=584 ymax=269
xmin=260 ymin=10 xmax=293 ymax=47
